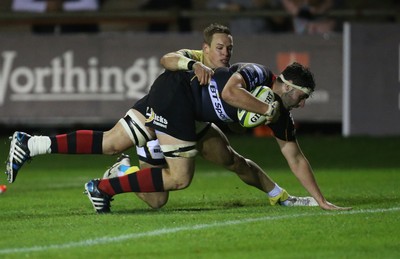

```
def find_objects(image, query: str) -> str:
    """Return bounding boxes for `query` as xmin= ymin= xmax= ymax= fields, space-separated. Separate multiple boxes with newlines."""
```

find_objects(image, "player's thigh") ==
xmin=198 ymin=124 xmax=235 ymax=166
xmin=157 ymin=133 xmax=196 ymax=185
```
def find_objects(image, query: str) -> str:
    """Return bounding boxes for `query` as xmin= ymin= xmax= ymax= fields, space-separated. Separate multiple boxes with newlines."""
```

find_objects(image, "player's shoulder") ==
xmin=213 ymin=66 xmax=232 ymax=81
xmin=230 ymin=62 xmax=269 ymax=73
xmin=231 ymin=63 xmax=272 ymax=87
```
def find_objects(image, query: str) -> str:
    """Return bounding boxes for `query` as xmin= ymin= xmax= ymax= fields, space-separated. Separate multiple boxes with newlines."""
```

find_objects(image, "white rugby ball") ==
xmin=237 ymin=86 xmax=275 ymax=128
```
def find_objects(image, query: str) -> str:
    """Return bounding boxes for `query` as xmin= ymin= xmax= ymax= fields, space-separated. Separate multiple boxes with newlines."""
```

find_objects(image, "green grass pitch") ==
xmin=0 ymin=134 xmax=399 ymax=258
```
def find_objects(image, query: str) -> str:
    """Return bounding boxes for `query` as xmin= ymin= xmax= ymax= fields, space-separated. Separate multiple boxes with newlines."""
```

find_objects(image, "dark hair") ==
xmin=279 ymin=62 xmax=315 ymax=94
xmin=203 ymin=23 xmax=231 ymax=45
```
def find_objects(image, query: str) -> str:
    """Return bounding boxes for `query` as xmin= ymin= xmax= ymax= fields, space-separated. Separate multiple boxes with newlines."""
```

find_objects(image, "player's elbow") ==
xmin=160 ymin=53 xmax=178 ymax=71
xmin=160 ymin=55 xmax=167 ymax=68
xmin=221 ymin=87 xmax=237 ymax=105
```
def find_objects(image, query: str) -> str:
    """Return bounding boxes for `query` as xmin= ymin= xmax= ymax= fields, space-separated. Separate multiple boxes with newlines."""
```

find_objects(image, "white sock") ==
xmin=28 ymin=136 xmax=51 ymax=156
xmin=267 ymin=183 xmax=283 ymax=198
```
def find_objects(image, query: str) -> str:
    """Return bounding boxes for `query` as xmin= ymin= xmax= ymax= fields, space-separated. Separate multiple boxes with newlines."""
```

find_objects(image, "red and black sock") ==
xmin=98 ymin=168 xmax=164 ymax=196
xmin=50 ymin=130 xmax=103 ymax=154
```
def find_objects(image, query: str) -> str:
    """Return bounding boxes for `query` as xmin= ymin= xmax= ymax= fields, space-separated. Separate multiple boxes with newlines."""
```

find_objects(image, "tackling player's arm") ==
xmin=276 ymin=138 xmax=352 ymax=211
xmin=160 ymin=49 xmax=214 ymax=85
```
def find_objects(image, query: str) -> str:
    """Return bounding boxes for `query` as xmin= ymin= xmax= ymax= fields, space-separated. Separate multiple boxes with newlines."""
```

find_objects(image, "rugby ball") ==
xmin=237 ymin=86 xmax=275 ymax=128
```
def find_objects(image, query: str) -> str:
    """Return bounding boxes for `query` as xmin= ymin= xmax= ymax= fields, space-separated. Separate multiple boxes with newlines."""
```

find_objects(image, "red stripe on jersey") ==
xmin=76 ymin=130 xmax=93 ymax=153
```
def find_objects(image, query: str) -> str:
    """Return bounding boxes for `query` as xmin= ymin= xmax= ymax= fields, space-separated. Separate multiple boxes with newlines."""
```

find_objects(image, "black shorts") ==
xmin=133 ymin=71 xmax=197 ymax=141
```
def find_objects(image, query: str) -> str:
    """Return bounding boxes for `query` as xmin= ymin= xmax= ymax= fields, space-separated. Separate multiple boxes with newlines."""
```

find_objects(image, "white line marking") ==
xmin=1 ymin=207 xmax=399 ymax=255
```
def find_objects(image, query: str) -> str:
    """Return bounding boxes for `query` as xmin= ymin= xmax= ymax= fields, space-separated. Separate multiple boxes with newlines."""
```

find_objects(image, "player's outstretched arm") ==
xmin=276 ymin=138 xmax=352 ymax=210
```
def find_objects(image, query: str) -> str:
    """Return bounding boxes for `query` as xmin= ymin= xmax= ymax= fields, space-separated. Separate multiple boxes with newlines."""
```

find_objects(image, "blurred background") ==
xmin=0 ymin=0 xmax=399 ymax=137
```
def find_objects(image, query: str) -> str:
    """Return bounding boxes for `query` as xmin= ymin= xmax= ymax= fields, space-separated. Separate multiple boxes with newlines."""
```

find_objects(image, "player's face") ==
xmin=281 ymin=88 xmax=309 ymax=110
xmin=204 ymin=33 xmax=233 ymax=69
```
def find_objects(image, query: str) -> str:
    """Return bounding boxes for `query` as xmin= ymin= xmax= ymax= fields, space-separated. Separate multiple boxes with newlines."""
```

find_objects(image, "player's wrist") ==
xmin=188 ymin=60 xmax=196 ymax=70
xmin=177 ymin=56 xmax=196 ymax=71
xmin=263 ymin=101 xmax=279 ymax=117
xmin=263 ymin=104 xmax=272 ymax=117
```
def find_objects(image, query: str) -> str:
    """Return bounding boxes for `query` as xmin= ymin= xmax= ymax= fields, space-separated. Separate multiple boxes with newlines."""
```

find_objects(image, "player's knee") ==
xmin=169 ymin=171 xmax=193 ymax=190
xmin=176 ymin=182 xmax=191 ymax=190
xmin=178 ymin=177 xmax=192 ymax=189
xmin=148 ymin=202 xmax=165 ymax=209
xmin=102 ymin=130 xmax=125 ymax=155
xmin=147 ymin=196 xmax=168 ymax=209
xmin=159 ymin=143 xmax=196 ymax=190
xmin=137 ymin=193 xmax=169 ymax=209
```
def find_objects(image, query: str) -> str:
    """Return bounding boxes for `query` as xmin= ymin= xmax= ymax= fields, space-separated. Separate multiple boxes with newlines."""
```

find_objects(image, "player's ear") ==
xmin=202 ymin=42 xmax=209 ymax=52
xmin=283 ymin=83 xmax=292 ymax=93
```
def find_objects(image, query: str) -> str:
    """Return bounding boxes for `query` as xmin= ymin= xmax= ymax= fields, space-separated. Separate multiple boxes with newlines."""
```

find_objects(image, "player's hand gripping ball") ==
xmin=237 ymin=86 xmax=279 ymax=128
xmin=0 ymin=185 xmax=7 ymax=194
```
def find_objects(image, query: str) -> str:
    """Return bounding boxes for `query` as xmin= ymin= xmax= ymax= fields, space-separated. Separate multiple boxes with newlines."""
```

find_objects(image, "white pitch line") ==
xmin=1 ymin=207 xmax=399 ymax=255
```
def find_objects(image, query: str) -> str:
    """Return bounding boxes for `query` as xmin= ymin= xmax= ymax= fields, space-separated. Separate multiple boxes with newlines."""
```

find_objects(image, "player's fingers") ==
xmin=337 ymin=206 xmax=353 ymax=210
xmin=198 ymin=73 xmax=207 ymax=85
xmin=320 ymin=202 xmax=352 ymax=211
xmin=196 ymin=67 xmax=213 ymax=85
xmin=204 ymin=73 xmax=212 ymax=85
xmin=199 ymin=71 xmax=211 ymax=85
xmin=204 ymin=70 xmax=214 ymax=85
xmin=194 ymin=71 xmax=204 ymax=84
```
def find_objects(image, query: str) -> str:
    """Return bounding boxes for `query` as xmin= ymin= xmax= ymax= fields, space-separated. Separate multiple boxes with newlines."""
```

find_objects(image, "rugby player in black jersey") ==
xmin=127 ymin=23 xmax=317 ymax=209
xmin=77 ymin=61 xmax=350 ymax=212
xmin=5 ymin=23 xmax=350 ymax=212
xmin=7 ymin=24 xmax=318 ymax=210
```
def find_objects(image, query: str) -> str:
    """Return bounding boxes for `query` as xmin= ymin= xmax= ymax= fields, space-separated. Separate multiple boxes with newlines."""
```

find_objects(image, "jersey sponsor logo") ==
xmin=145 ymin=107 xmax=168 ymax=128
xmin=208 ymin=79 xmax=233 ymax=122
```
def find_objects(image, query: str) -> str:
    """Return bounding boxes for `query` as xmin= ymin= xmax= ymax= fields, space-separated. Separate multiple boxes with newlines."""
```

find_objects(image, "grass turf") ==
xmin=0 ymin=134 xmax=399 ymax=258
